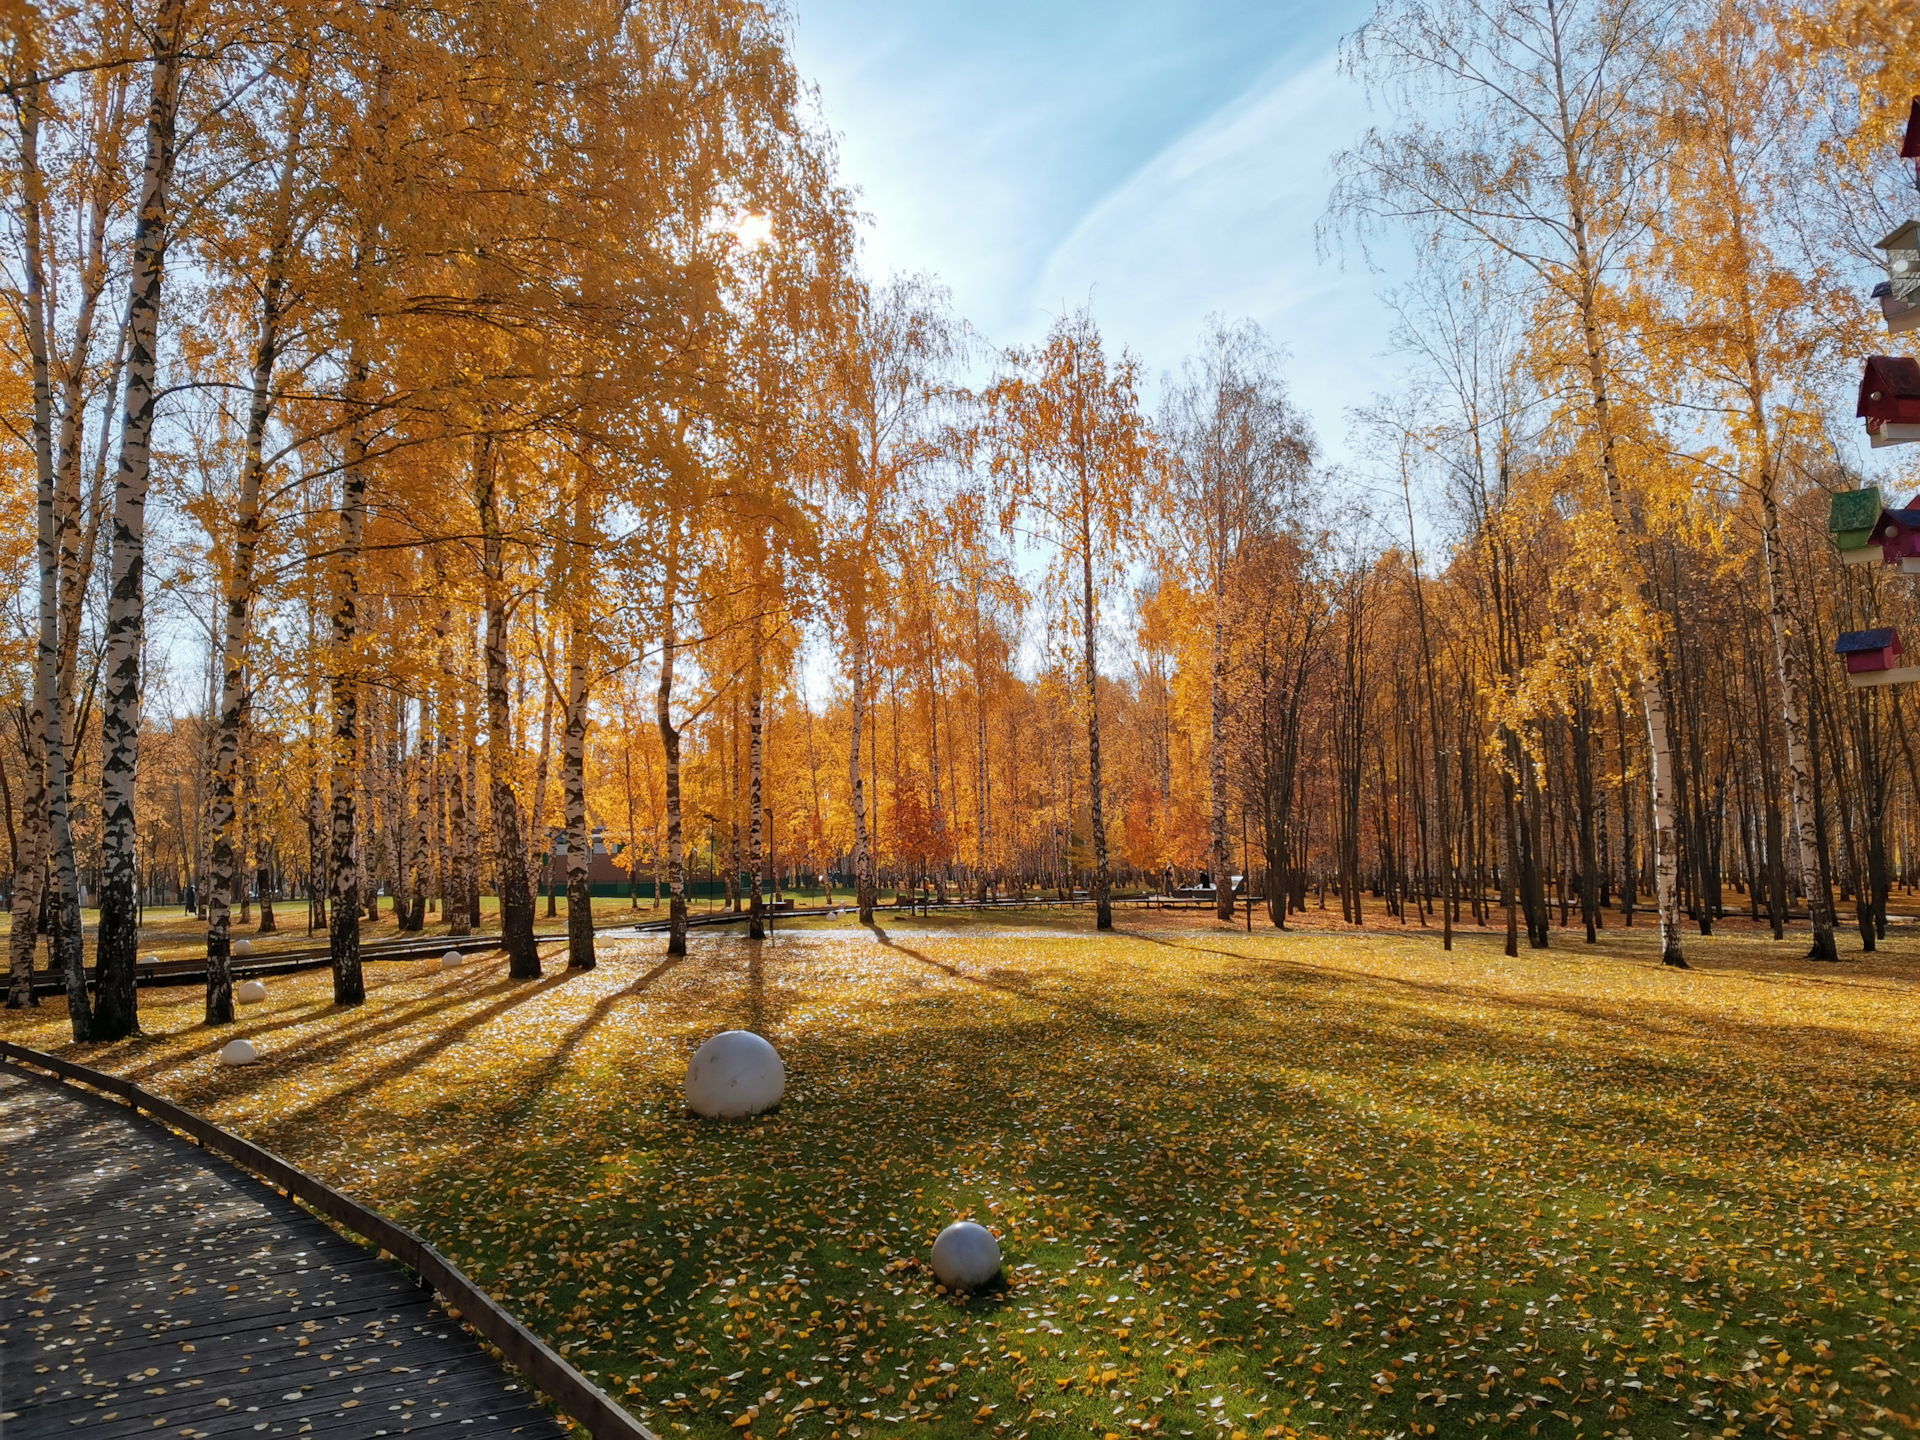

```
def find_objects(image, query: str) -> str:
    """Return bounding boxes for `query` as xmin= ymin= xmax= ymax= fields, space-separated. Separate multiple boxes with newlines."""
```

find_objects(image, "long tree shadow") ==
xmin=238 ymin=969 xmax=595 ymax=1146
xmin=870 ymin=925 xmax=1028 ymax=995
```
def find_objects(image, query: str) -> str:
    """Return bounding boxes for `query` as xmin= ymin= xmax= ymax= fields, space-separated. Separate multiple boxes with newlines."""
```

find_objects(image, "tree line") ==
xmin=1 ymin=0 xmax=1915 ymax=1040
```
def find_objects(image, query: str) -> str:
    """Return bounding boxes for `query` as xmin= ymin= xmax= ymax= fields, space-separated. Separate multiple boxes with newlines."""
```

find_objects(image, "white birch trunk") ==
xmin=1210 ymin=580 xmax=1231 ymax=919
xmin=563 ymin=480 xmax=593 ymax=967
xmin=748 ymin=636 xmax=766 ymax=939
xmin=205 ymin=80 xmax=304 ymax=1021
xmin=847 ymin=591 xmax=874 ymax=924
xmin=475 ymin=438 xmax=538 ymax=977
xmin=1759 ymin=504 xmax=1836 ymax=958
xmin=658 ymin=516 xmax=687 ymax=956
xmin=97 ymin=0 xmax=187 ymax=1035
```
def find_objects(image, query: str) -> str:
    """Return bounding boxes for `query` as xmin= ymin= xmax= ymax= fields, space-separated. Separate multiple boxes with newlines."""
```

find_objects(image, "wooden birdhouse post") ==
xmin=1829 ymin=486 xmax=1885 ymax=566
xmin=1837 ymin=628 xmax=1920 ymax=688
xmin=1858 ymin=355 xmax=1920 ymax=448
xmin=1876 ymin=220 xmax=1920 ymax=334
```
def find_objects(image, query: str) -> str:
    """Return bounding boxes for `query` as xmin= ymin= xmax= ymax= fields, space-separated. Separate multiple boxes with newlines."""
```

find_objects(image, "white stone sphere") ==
xmin=220 ymin=1038 xmax=259 ymax=1066
xmin=685 ymin=1030 xmax=784 ymax=1117
xmin=236 ymin=980 xmax=267 ymax=1003
xmin=233 ymin=939 xmax=254 ymax=958
xmin=441 ymin=949 xmax=463 ymax=966
xmin=930 ymin=1222 xmax=1001 ymax=1291
xmin=142 ymin=953 xmax=161 ymax=966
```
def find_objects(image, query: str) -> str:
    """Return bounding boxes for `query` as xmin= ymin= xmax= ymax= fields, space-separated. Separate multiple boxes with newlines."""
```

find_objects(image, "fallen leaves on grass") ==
xmin=8 ymin=910 xmax=1920 ymax=1440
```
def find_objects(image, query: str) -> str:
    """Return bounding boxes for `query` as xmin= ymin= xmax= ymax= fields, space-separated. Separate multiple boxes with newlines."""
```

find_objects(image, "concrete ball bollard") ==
xmin=930 ymin=1222 xmax=1001 ymax=1292
xmin=220 ymin=1038 xmax=259 ymax=1066
xmin=441 ymin=949 xmax=463 ymax=967
xmin=685 ymin=1030 xmax=785 ymax=1117
xmin=233 ymin=939 xmax=254 ymax=958
xmin=236 ymin=980 xmax=267 ymax=1003
xmin=141 ymin=953 xmax=162 ymax=966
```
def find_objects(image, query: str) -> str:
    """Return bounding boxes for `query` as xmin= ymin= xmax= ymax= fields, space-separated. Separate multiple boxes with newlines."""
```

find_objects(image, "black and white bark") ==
xmin=563 ymin=483 xmax=593 ymax=969
xmin=658 ymin=513 xmax=688 ymax=956
xmin=206 ymin=75 xmax=306 ymax=1023
xmin=97 ymin=0 xmax=188 ymax=1037
xmin=476 ymin=438 xmax=538 ymax=977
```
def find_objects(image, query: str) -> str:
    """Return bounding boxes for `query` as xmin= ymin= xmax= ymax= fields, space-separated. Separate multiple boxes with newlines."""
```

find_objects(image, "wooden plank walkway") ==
xmin=0 ymin=1065 xmax=567 ymax=1439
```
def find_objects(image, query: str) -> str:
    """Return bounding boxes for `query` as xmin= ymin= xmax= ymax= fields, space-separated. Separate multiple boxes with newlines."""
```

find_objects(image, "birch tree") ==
xmin=1161 ymin=318 xmax=1314 ymax=919
xmin=988 ymin=307 xmax=1152 ymax=931
xmin=1332 ymin=0 xmax=1692 ymax=966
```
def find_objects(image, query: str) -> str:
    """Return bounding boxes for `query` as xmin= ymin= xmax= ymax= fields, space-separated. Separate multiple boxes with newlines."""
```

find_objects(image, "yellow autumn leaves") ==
xmin=7 ymin=909 xmax=1920 ymax=1439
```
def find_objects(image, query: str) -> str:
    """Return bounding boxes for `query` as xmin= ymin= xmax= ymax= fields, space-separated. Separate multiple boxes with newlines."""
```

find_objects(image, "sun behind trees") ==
xmin=1 ymin=0 xmax=1916 ymax=1039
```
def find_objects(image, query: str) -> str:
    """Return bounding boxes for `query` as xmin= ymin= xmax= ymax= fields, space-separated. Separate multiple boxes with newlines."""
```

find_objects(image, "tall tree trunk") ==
xmin=96 ymin=0 xmax=187 ymax=1035
xmin=529 ymin=631 xmax=555 ymax=917
xmin=446 ymin=688 xmax=472 ymax=937
xmin=328 ymin=370 xmax=369 ymax=1005
xmin=748 ymin=634 xmax=766 ymax=939
xmin=1758 ymin=498 xmax=1837 ymax=958
xmin=848 ymin=586 xmax=875 ymax=925
xmin=1209 ymin=572 xmax=1232 ymax=921
xmin=19 ymin=83 xmax=89 ymax=1034
xmin=1080 ymin=504 xmax=1112 ymax=930
xmin=563 ymin=483 xmax=593 ymax=970
xmin=1570 ymin=700 xmax=1600 ymax=944
xmin=7 ymin=760 xmax=47 ymax=1009
xmin=658 ymin=516 xmax=688 ymax=956
xmin=205 ymin=80 xmax=304 ymax=1022
xmin=476 ymin=438 xmax=538 ymax=977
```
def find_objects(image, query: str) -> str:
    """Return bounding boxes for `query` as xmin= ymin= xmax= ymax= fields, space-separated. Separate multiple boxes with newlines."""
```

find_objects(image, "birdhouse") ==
xmin=1875 ymin=221 xmax=1920 ymax=332
xmin=1829 ymin=486 xmax=1885 ymax=565
xmin=1869 ymin=501 xmax=1920 ymax=569
xmin=1837 ymin=628 xmax=1920 ymax=688
xmin=1859 ymin=355 xmax=1920 ymax=448
xmin=1872 ymin=281 xmax=1920 ymax=335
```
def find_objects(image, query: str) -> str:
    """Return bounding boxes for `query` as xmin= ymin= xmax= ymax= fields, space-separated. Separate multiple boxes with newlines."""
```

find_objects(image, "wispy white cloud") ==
xmin=790 ymin=0 xmax=1403 ymax=463
xmin=1029 ymin=50 xmax=1412 ymax=462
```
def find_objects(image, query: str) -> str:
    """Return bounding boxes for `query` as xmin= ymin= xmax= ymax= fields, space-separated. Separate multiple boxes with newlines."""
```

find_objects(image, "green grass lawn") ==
xmin=5 ymin=908 xmax=1918 ymax=1440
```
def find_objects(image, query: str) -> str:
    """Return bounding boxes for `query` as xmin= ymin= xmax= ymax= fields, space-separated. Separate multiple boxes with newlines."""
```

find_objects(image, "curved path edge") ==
xmin=0 ymin=1039 xmax=654 ymax=1440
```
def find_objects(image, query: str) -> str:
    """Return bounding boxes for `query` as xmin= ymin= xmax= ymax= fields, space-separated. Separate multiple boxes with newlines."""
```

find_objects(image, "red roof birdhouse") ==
xmin=1860 ymin=357 xmax=1920 ymax=446
xmin=1860 ymin=355 xmax=1920 ymax=421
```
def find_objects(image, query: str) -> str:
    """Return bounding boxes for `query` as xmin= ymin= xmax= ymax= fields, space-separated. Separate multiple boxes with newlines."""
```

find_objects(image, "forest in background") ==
xmin=1 ymin=0 xmax=1917 ymax=1041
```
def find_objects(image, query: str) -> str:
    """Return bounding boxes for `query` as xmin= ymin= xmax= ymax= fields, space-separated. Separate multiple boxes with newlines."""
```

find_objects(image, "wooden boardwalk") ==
xmin=0 ymin=1065 xmax=568 ymax=1439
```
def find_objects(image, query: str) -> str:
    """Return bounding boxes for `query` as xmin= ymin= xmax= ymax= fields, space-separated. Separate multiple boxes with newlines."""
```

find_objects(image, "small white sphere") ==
xmin=930 ymin=1222 xmax=1001 ymax=1291
xmin=236 ymin=980 xmax=267 ymax=1003
xmin=220 ymin=1038 xmax=259 ymax=1066
xmin=233 ymin=938 xmax=254 ymax=958
xmin=441 ymin=949 xmax=463 ymax=966
xmin=141 ymin=953 xmax=161 ymax=966
xmin=685 ymin=1030 xmax=785 ymax=1117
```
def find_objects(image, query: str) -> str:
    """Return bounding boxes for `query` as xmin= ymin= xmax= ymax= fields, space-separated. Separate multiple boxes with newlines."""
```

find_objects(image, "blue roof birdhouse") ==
xmin=1837 ymin=627 xmax=1920 ymax=688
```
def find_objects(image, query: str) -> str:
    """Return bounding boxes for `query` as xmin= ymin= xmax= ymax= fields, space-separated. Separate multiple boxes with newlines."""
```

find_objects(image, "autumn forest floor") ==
xmin=5 ymin=906 xmax=1919 ymax=1440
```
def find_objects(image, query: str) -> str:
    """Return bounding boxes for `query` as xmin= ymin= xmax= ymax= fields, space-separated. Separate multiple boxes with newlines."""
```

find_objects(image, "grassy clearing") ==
xmin=6 ymin=909 xmax=1919 ymax=1440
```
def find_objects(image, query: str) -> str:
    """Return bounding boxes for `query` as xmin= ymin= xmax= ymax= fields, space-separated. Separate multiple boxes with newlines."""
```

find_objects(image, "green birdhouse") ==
xmin=1829 ymin=485 xmax=1885 ymax=565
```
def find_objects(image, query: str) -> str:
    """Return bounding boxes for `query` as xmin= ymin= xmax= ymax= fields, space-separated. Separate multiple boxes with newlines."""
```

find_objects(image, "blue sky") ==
xmin=787 ymin=0 xmax=1402 ymax=467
